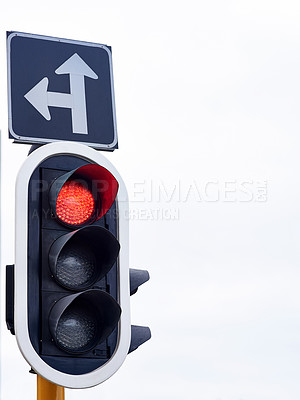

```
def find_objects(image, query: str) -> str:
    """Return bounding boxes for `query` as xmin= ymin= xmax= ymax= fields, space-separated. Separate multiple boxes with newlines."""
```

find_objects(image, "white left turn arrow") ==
xmin=24 ymin=53 xmax=98 ymax=135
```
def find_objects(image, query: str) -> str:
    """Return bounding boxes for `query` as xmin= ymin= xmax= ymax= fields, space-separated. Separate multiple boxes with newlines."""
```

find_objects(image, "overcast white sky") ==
xmin=1 ymin=1 xmax=300 ymax=399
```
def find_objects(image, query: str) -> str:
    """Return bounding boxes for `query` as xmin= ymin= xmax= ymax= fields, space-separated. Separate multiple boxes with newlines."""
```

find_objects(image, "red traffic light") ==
xmin=12 ymin=142 xmax=132 ymax=388
xmin=49 ymin=164 xmax=119 ymax=228
xmin=56 ymin=180 xmax=95 ymax=226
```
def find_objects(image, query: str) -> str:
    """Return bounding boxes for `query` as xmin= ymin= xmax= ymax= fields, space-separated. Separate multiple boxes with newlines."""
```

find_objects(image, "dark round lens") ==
xmin=56 ymin=241 xmax=96 ymax=289
xmin=56 ymin=305 xmax=97 ymax=352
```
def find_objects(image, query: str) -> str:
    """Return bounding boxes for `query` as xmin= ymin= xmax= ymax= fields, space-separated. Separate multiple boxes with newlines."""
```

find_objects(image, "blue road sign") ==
xmin=7 ymin=32 xmax=118 ymax=150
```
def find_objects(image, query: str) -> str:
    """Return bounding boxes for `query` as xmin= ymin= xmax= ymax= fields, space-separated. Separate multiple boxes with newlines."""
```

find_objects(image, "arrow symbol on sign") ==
xmin=24 ymin=53 xmax=98 ymax=135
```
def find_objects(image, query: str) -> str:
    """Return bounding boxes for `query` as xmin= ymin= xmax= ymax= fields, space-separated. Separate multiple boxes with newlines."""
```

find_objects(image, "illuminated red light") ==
xmin=56 ymin=180 xmax=95 ymax=226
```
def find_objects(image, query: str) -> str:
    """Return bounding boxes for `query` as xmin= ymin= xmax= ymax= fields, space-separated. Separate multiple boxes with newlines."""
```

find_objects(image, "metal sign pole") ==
xmin=37 ymin=375 xmax=65 ymax=400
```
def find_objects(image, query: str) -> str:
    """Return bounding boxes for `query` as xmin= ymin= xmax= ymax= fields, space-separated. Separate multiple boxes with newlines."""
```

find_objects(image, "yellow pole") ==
xmin=37 ymin=375 xmax=65 ymax=400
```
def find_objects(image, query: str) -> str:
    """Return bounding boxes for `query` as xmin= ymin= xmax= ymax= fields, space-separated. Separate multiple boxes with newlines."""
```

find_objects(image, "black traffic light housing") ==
xmin=7 ymin=142 xmax=150 ymax=388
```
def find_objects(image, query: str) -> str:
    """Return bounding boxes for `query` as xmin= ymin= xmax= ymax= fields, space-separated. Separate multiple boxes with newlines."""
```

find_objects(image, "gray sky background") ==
xmin=1 ymin=1 xmax=300 ymax=399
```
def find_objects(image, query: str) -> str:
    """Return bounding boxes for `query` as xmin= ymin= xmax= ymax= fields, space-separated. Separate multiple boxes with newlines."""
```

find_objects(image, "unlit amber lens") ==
xmin=56 ymin=180 xmax=95 ymax=226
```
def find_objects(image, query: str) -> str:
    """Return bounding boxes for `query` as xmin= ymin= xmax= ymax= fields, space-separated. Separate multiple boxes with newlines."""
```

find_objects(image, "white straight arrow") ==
xmin=24 ymin=53 xmax=98 ymax=135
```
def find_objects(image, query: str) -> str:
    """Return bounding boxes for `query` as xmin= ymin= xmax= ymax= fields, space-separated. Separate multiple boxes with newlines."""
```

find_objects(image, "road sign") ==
xmin=7 ymin=32 xmax=118 ymax=150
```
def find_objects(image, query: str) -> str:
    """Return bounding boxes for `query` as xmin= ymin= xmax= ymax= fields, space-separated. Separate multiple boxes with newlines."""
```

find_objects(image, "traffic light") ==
xmin=6 ymin=142 xmax=150 ymax=388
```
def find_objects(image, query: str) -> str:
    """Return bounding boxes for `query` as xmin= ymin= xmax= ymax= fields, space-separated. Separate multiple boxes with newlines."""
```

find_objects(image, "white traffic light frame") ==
xmin=14 ymin=141 xmax=131 ymax=388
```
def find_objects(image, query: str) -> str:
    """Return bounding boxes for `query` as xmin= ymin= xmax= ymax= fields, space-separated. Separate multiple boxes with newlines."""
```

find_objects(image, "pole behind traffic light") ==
xmin=37 ymin=375 xmax=64 ymax=400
